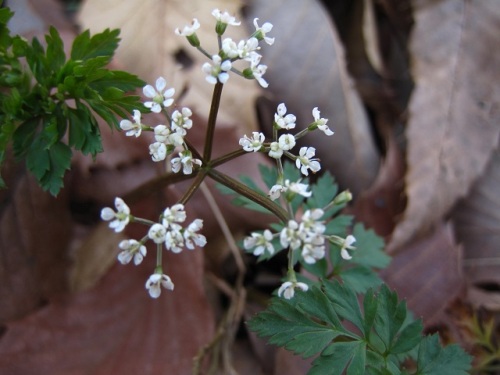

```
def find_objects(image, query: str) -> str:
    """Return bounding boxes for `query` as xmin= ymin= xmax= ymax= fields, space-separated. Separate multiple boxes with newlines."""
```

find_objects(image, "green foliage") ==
xmin=0 ymin=8 xmax=144 ymax=194
xmin=248 ymin=280 xmax=472 ymax=374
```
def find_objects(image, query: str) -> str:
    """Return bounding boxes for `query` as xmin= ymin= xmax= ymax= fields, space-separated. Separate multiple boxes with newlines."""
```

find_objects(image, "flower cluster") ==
xmin=119 ymin=77 xmax=202 ymax=174
xmin=176 ymin=9 xmax=273 ymax=87
xmin=239 ymin=103 xmax=334 ymax=183
xmin=101 ymin=198 xmax=206 ymax=298
xmin=243 ymin=208 xmax=356 ymax=265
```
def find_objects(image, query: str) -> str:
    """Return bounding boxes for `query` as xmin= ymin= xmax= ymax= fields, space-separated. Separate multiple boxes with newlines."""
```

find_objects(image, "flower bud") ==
xmin=332 ymin=190 xmax=352 ymax=205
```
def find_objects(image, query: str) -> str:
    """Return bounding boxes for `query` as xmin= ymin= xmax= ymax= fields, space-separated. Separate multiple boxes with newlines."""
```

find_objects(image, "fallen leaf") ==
xmin=247 ymin=0 xmax=380 ymax=196
xmin=77 ymin=0 xmax=261 ymax=134
xmin=389 ymin=0 xmax=500 ymax=251
xmin=0 ymin=249 xmax=215 ymax=375
xmin=452 ymin=148 xmax=500 ymax=308
xmin=382 ymin=223 xmax=465 ymax=325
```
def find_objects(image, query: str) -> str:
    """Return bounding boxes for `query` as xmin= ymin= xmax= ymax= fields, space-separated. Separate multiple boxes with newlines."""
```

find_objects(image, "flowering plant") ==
xmin=0 ymin=5 xmax=472 ymax=374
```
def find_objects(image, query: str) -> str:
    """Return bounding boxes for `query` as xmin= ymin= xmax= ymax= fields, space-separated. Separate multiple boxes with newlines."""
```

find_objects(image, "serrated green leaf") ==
xmin=71 ymin=29 xmax=119 ymax=62
xmin=363 ymin=288 xmax=378 ymax=337
xmin=88 ymin=70 xmax=145 ymax=92
xmin=301 ymin=257 xmax=328 ymax=278
xmin=415 ymin=335 xmax=471 ymax=375
xmin=323 ymin=279 xmax=365 ymax=334
xmin=0 ymin=6 xmax=14 ymax=25
xmin=12 ymin=117 xmax=40 ymax=157
xmin=41 ymin=142 xmax=72 ymax=196
xmin=68 ymin=106 xmax=102 ymax=155
xmin=45 ymin=27 xmax=65 ymax=73
xmin=248 ymin=288 xmax=345 ymax=359
xmin=340 ymin=265 xmax=384 ymax=294
xmin=351 ymin=223 xmax=391 ymax=269
xmin=258 ymin=163 xmax=278 ymax=189
xmin=306 ymin=171 xmax=338 ymax=209
xmin=310 ymin=341 xmax=366 ymax=375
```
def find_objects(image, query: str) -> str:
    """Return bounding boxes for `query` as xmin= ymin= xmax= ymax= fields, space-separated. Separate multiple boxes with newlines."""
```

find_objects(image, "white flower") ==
xmin=280 ymin=220 xmax=302 ymax=250
xmin=171 ymin=150 xmax=202 ymax=175
xmin=120 ymin=110 xmax=143 ymax=137
xmin=175 ymin=18 xmax=200 ymax=36
xmin=202 ymin=55 xmax=232 ymax=84
xmin=243 ymin=229 xmax=274 ymax=256
xmin=301 ymin=243 xmax=325 ymax=264
xmin=268 ymin=142 xmax=283 ymax=159
xmin=117 ymin=239 xmax=146 ymax=265
xmin=145 ymin=273 xmax=174 ymax=298
xmin=274 ymin=103 xmax=296 ymax=130
xmin=340 ymin=235 xmax=356 ymax=260
xmin=153 ymin=125 xmax=170 ymax=143
xmin=148 ymin=223 xmax=167 ymax=244
xmin=253 ymin=18 xmax=274 ymax=45
xmin=312 ymin=107 xmax=333 ymax=136
xmin=239 ymin=131 xmax=265 ymax=152
xmin=249 ymin=54 xmax=268 ymax=88
xmin=222 ymin=38 xmax=239 ymax=59
xmin=278 ymin=133 xmax=296 ymax=151
xmin=184 ymin=219 xmax=207 ymax=249
xmin=296 ymin=147 xmax=321 ymax=176
xmin=237 ymin=37 xmax=260 ymax=61
xmin=162 ymin=204 xmax=186 ymax=227
xmin=165 ymin=225 xmax=184 ymax=253
xmin=143 ymin=77 xmax=175 ymax=113
xmin=149 ymin=141 xmax=167 ymax=162
xmin=301 ymin=209 xmax=325 ymax=235
xmin=278 ymin=281 xmax=309 ymax=299
xmin=171 ymin=107 xmax=193 ymax=135
xmin=212 ymin=9 xmax=240 ymax=26
xmin=101 ymin=197 xmax=130 ymax=232
xmin=269 ymin=180 xmax=311 ymax=200
xmin=287 ymin=180 xmax=312 ymax=198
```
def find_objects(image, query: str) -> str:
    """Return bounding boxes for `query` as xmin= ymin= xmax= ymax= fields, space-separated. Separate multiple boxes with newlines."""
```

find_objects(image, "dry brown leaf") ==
xmin=77 ymin=0 xmax=261 ymax=134
xmin=382 ymin=223 xmax=465 ymax=325
xmin=0 ymin=172 xmax=72 ymax=323
xmin=0 ymin=251 xmax=214 ymax=375
xmin=452 ymin=148 xmax=500 ymax=307
xmin=389 ymin=0 xmax=500 ymax=251
xmin=247 ymin=0 xmax=380 ymax=196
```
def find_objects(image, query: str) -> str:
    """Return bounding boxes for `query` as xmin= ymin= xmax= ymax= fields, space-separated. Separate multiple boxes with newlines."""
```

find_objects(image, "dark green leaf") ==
xmin=307 ymin=171 xmax=337 ymax=209
xmin=310 ymin=341 xmax=366 ymax=375
xmin=71 ymin=28 xmax=120 ymax=62
xmin=351 ymin=223 xmax=390 ymax=269
xmin=340 ymin=266 xmax=384 ymax=294
xmin=415 ymin=335 xmax=471 ymax=375
xmin=45 ymin=27 xmax=66 ymax=73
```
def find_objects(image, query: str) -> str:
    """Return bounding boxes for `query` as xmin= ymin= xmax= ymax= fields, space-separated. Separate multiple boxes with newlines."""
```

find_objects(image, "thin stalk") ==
xmin=178 ymin=169 xmax=207 ymax=205
xmin=210 ymin=148 xmax=248 ymax=168
xmin=203 ymin=82 xmax=224 ymax=161
xmin=207 ymin=169 xmax=288 ymax=223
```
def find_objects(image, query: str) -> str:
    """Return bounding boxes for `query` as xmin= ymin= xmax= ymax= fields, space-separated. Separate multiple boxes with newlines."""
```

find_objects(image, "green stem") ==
xmin=207 ymin=169 xmax=288 ymax=223
xmin=203 ymin=82 xmax=224 ymax=161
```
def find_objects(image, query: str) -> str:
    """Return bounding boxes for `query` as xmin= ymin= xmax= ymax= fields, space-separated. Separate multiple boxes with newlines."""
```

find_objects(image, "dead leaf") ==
xmin=77 ymin=0 xmax=261 ymax=134
xmin=389 ymin=0 xmax=500 ymax=251
xmin=452 ymin=148 xmax=500 ymax=308
xmin=382 ymin=223 xmax=465 ymax=325
xmin=0 ymin=172 xmax=72 ymax=323
xmin=0 ymin=250 xmax=214 ymax=375
xmin=247 ymin=0 xmax=380 ymax=196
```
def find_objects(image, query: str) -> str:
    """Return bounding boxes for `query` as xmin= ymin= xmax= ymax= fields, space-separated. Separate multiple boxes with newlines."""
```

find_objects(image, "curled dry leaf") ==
xmin=77 ymin=0 xmax=261 ymax=134
xmin=247 ymin=0 xmax=380 ymax=196
xmin=452 ymin=149 xmax=500 ymax=308
xmin=389 ymin=0 xmax=500 ymax=251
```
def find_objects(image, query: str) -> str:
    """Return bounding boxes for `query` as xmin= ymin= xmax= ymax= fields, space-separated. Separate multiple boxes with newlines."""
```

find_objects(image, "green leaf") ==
xmin=306 ymin=171 xmax=338 ymax=209
xmin=340 ymin=265 xmax=384 ymax=294
xmin=12 ymin=117 xmax=40 ymax=157
xmin=415 ymin=335 xmax=471 ymax=375
xmin=68 ymin=106 xmax=102 ymax=155
xmin=310 ymin=341 xmax=366 ymax=375
xmin=258 ymin=163 xmax=278 ymax=189
xmin=71 ymin=29 xmax=120 ymax=62
xmin=248 ymin=286 xmax=345 ymax=358
xmin=45 ymin=27 xmax=66 ymax=73
xmin=351 ymin=223 xmax=391 ymax=269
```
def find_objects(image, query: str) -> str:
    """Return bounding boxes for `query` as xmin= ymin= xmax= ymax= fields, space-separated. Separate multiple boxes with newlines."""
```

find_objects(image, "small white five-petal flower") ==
xmin=202 ymin=55 xmax=232 ymax=84
xmin=239 ymin=132 xmax=265 ymax=152
xmin=296 ymin=147 xmax=321 ymax=176
xmin=117 ymin=239 xmax=146 ymax=265
xmin=143 ymin=77 xmax=175 ymax=113
xmin=274 ymin=103 xmax=296 ymax=130
xmin=175 ymin=18 xmax=200 ymax=36
xmin=120 ymin=109 xmax=143 ymax=137
xmin=312 ymin=107 xmax=334 ymax=136
xmin=253 ymin=18 xmax=274 ymax=45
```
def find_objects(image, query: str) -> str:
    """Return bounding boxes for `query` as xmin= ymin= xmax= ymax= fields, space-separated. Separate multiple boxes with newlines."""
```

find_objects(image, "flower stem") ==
xmin=207 ymin=169 xmax=289 ymax=223
xmin=203 ymin=82 xmax=223 ymax=161
xmin=210 ymin=148 xmax=248 ymax=168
